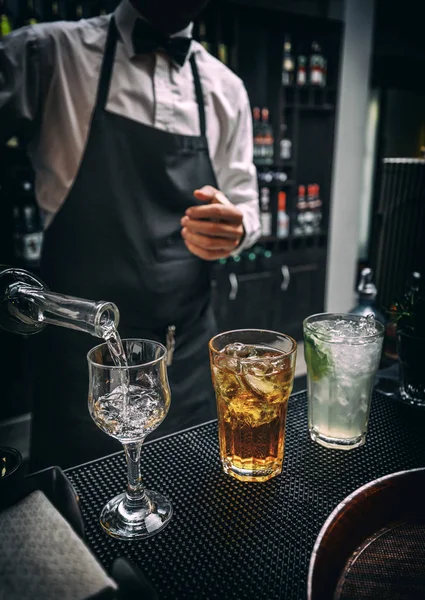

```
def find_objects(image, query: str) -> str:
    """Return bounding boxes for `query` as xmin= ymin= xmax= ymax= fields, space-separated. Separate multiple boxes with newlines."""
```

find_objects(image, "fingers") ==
xmin=186 ymin=203 xmax=243 ymax=224
xmin=194 ymin=186 xmax=232 ymax=206
xmin=183 ymin=239 xmax=235 ymax=261
xmin=180 ymin=215 xmax=243 ymax=240
xmin=181 ymin=227 xmax=239 ymax=251
xmin=193 ymin=186 xmax=218 ymax=202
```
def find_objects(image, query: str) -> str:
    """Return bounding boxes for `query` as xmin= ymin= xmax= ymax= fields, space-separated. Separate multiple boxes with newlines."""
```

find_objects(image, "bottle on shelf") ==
xmin=44 ymin=1 xmax=62 ymax=21
xmin=0 ymin=266 xmax=119 ymax=337
xmin=17 ymin=0 xmax=41 ymax=27
xmin=198 ymin=21 xmax=211 ymax=53
xmin=304 ymin=184 xmax=315 ymax=235
xmin=253 ymin=107 xmax=274 ymax=166
xmin=260 ymin=107 xmax=274 ymax=165
xmin=273 ymin=170 xmax=288 ymax=183
xmin=257 ymin=168 xmax=273 ymax=185
xmin=259 ymin=187 xmax=272 ymax=238
xmin=277 ymin=191 xmax=289 ymax=239
xmin=67 ymin=1 xmax=84 ymax=20
xmin=91 ymin=0 xmax=110 ymax=16
xmin=313 ymin=183 xmax=323 ymax=233
xmin=12 ymin=169 xmax=44 ymax=271
xmin=293 ymin=185 xmax=306 ymax=237
xmin=280 ymin=124 xmax=292 ymax=160
xmin=0 ymin=0 xmax=12 ymax=37
xmin=217 ymin=39 xmax=229 ymax=65
xmin=253 ymin=107 xmax=262 ymax=163
xmin=309 ymin=41 xmax=326 ymax=87
xmin=296 ymin=52 xmax=307 ymax=87
xmin=282 ymin=35 xmax=295 ymax=86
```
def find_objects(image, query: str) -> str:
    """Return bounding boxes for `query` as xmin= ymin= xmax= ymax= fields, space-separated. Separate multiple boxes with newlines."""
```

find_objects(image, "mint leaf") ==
xmin=304 ymin=333 xmax=331 ymax=381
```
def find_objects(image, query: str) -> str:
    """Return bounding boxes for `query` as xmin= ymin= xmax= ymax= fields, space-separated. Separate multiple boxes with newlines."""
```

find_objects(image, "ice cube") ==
xmin=337 ymin=384 xmax=350 ymax=406
xmin=225 ymin=343 xmax=259 ymax=358
xmin=136 ymin=372 xmax=156 ymax=389
xmin=245 ymin=360 xmax=273 ymax=377
xmin=215 ymin=354 xmax=240 ymax=373
xmin=366 ymin=313 xmax=376 ymax=334
xmin=359 ymin=316 xmax=367 ymax=325
xmin=242 ymin=362 xmax=281 ymax=400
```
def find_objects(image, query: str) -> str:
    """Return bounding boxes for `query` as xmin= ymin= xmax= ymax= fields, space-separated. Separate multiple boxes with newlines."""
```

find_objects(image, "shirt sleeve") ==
xmin=0 ymin=26 xmax=52 ymax=145
xmin=214 ymin=81 xmax=261 ymax=255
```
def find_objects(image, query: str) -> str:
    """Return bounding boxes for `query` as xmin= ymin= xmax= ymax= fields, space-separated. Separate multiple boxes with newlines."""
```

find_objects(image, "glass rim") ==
xmin=303 ymin=313 xmax=385 ymax=343
xmin=209 ymin=328 xmax=297 ymax=358
xmin=87 ymin=338 xmax=167 ymax=370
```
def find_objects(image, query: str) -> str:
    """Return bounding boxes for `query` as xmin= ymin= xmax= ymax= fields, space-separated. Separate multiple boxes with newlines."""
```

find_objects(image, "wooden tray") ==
xmin=308 ymin=468 xmax=425 ymax=600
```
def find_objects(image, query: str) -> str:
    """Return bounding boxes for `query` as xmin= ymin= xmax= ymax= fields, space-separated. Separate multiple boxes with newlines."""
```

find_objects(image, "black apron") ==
xmin=30 ymin=17 xmax=217 ymax=471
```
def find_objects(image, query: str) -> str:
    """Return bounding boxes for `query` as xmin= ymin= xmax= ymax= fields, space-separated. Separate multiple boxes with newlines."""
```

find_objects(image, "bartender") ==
xmin=0 ymin=0 xmax=260 ymax=470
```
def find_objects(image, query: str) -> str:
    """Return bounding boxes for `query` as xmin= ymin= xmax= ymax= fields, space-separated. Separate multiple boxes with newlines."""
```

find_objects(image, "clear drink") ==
xmin=303 ymin=313 xmax=384 ymax=450
xmin=209 ymin=330 xmax=297 ymax=482
xmin=87 ymin=339 xmax=172 ymax=539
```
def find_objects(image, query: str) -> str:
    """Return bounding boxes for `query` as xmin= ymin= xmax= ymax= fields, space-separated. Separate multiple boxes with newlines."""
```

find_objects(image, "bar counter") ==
xmin=66 ymin=390 xmax=425 ymax=599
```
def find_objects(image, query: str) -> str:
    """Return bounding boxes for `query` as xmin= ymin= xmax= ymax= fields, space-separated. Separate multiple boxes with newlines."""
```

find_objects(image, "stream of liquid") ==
xmin=102 ymin=324 xmax=130 ymax=422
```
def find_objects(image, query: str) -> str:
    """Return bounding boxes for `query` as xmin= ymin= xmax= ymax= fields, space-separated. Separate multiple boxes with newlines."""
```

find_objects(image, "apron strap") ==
xmin=95 ymin=16 xmax=119 ymax=113
xmin=189 ymin=54 xmax=207 ymax=138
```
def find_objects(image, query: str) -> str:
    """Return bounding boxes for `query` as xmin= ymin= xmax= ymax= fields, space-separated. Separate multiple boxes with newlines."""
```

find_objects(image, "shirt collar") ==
xmin=115 ymin=0 xmax=194 ymax=60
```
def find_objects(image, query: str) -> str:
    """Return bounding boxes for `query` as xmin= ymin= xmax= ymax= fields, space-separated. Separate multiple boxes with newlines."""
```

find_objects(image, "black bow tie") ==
xmin=132 ymin=19 xmax=192 ymax=67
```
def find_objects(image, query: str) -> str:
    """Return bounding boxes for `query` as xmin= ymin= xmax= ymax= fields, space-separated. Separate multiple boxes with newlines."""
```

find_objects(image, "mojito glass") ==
xmin=209 ymin=330 xmax=297 ymax=482
xmin=303 ymin=314 xmax=384 ymax=450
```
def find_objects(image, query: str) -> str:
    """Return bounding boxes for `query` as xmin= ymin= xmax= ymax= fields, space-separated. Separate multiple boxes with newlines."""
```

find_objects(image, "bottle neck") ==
xmin=11 ymin=284 xmax=119 ymax=338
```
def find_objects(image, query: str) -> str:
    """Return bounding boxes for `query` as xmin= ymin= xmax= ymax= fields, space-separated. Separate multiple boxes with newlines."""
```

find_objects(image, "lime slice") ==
xmin=304 ymin=332 xmax=331 ymax=381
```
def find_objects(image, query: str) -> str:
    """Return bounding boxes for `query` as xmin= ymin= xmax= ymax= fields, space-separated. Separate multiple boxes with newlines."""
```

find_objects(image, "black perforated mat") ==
xmin=66 ymin=391 xmax=425 ymax=600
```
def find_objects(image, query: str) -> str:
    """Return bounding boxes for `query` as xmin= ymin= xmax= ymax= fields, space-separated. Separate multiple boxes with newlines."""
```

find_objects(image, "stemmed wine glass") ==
xmin=87 ymin=339 xmax=172 ymax=540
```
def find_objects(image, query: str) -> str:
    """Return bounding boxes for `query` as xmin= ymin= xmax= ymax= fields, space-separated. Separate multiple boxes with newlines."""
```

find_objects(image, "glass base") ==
xmin=309 ymin=428 xmax=366 ymax=451
xmin=100 ymin=489 xmax=172 ymax=540
xmin=399 ymin=386 xmax=425 ymax=408
xmin=222 ymin=458 xmax=282 ymax=482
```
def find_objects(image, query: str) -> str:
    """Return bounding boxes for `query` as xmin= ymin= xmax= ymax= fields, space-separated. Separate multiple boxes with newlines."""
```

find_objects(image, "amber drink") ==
xmin=209 ymin=330 xmax=297 ymax=482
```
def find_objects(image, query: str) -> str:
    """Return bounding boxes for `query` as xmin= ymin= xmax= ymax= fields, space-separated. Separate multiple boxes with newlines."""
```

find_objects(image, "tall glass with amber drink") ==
xmin=209 ymin=330 xmax=297 ymax=482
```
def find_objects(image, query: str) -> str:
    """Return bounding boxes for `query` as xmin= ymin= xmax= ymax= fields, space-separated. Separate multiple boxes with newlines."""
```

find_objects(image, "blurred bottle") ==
xmin=12 ymin=170 xmax=44 ymax=271
xmin=253 ymin=108 xmax=274 ymax=166
xmin=276 ymin=191 xmax=289 ymax=239
xmin=280 ymin=124 xmax=292 ymax=160
xmin=0 ymin=0 xmax=13 ymax=36
xmin=293 ymin=185 xmax=306 ymax=237
xmin=303 ymin=184 xmax=315 ymax=236
xmin=67 ymin=1 xmax=84 ymax=20
xmin=44 ymin=0 xmax=62 ymax=21
xmin=217 ymin=38 xmax=229 ymax=65
xmin=259 ymin=187 xmax=272 ymax=238
xmin=253 ymin=107 xmax=262 ymax=163
xmin=198 ymin=21 xmax=211 ymax=53
xmin=296 ymin=51 xmax=307 ymax=87
xmin=260 ymin=108 xmax=274 ymax=165
xmin=91 ymin=0 xmax=110 ymax=16
xmin=282 ymin=35 xmax=295 ymax=86
xmin=17 ymin=0 xmax=41 ymax=27
xmin=349 ymin=268 xmax=386 ymax=326
xmin=309 ymin=41 xmax=325 ymax=87
xmin=396 ymin=272 xmax=425 ymax=404
xmin=312 ymin=183 xmax=323 ymax=233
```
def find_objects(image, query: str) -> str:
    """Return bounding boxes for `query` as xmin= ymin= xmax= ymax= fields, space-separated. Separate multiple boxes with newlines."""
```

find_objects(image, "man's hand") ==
xmin=180 ymin=186 xmax=244 ymax=261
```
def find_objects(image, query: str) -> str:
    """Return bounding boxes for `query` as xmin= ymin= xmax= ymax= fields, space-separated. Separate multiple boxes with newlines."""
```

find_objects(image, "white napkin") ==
xmin=0 ymin=490 xmax=117 ymax=600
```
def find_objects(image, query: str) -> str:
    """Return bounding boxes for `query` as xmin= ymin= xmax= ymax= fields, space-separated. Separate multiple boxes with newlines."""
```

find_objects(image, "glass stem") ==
xmin=123 ymin=441 xmax=151 ymax=516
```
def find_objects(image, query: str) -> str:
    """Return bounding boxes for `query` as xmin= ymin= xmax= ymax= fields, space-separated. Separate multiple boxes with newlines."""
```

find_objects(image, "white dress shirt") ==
xmin=0 ymin=0 xmax=260 ymax=251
